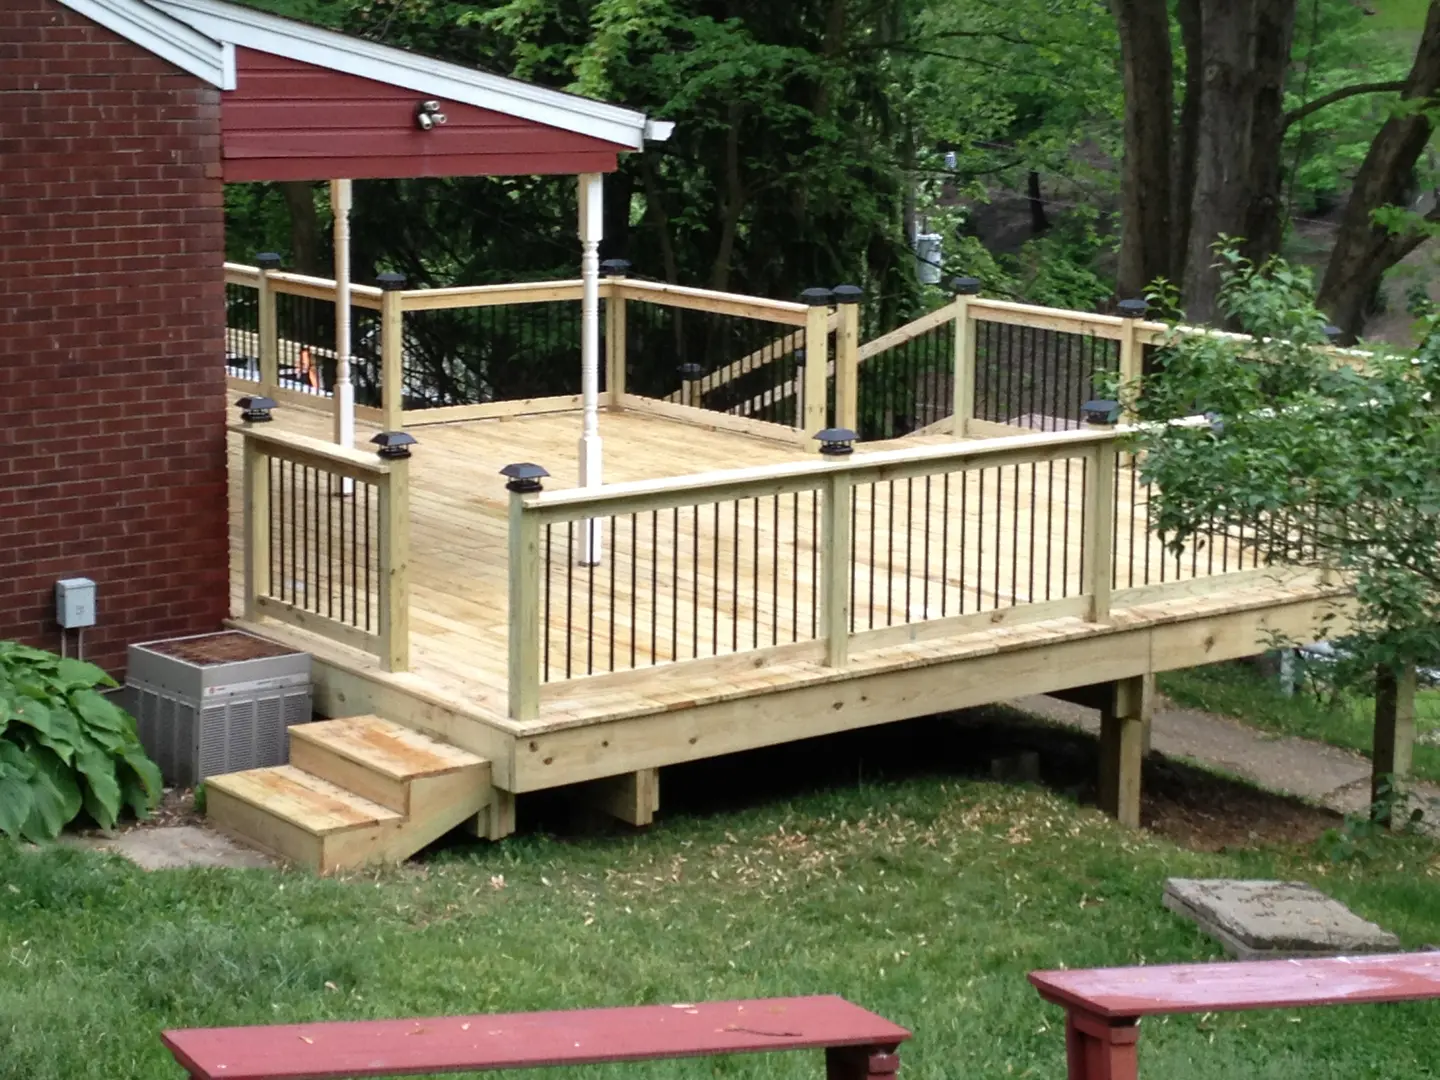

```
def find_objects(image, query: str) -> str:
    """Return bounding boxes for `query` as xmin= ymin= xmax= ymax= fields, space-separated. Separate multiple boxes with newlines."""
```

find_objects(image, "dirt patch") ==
xmin=141 ymin=631 xmax=299 ymax=665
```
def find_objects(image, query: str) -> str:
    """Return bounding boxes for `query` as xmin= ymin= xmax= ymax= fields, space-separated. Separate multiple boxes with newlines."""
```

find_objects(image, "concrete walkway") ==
xmin=1017 ymin=693 xmax=1440 ymax=834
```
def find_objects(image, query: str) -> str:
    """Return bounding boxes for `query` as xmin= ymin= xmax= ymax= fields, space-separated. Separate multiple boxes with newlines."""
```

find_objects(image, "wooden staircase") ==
xmin=205 ymin=715 xmax=492 ymax=873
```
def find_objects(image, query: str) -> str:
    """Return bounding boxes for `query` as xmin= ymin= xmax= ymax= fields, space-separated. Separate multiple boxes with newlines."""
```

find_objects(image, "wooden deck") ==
xmin=228 ymin=400 xmax=1348 ymax=804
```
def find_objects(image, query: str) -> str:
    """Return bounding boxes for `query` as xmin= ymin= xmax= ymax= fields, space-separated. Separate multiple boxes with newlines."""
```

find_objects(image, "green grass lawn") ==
xmin=2 ymin=770 xmax=1438 ymax=1080
xmin=1159 ymin=662 xmax=1440 ymax=786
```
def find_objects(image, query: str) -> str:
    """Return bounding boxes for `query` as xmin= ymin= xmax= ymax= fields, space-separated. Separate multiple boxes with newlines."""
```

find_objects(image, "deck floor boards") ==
xmin=228 ymin=405 xmax=1279 ymax=728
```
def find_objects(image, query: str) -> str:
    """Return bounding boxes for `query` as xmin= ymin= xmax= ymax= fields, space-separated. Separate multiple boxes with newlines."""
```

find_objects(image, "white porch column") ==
xmin=578 ymin=172 xmax=604 ymax=564
xmin=331 ymin=178 xmax=356 ymax=461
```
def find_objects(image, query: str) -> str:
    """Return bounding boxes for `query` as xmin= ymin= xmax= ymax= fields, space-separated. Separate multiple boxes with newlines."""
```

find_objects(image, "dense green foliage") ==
xmin=1128 ymin=248 xmax=1440 ymax=681
xmin=224 ymin=0 xmax=1428 ymax=331
xmin=0 ymin=643 xmax=161 ymax=841
xmin=2 ymin=767 xmax=1438 ymax=1079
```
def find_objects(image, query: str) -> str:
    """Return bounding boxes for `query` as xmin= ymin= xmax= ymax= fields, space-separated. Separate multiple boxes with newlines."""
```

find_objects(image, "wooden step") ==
xmin=206 ymin=765 xmax=404 ymax=871
xmin=289 ymin=715 xmax=486 ymax=814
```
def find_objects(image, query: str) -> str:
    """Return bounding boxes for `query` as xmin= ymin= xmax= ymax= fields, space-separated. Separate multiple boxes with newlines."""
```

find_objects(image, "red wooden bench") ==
xmin=1029 ymin=951 xmax=1440 ymax=1080
xmin=161 ymin=995 xmax=910 ymax=1080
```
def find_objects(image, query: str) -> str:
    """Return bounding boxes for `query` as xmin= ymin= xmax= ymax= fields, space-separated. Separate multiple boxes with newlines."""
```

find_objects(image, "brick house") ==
xmin=1 ymin=0 xmax=665 ymax=673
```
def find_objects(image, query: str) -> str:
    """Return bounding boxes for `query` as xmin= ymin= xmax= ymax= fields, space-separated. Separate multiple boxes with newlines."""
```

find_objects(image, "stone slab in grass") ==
xmin=67 ymin=825 xmax=275 ymax=870
xmin=1164 ymin=878 xmax=1401 ymax=960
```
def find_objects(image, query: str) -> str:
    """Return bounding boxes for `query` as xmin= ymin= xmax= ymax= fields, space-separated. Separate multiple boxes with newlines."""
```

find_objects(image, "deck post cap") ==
xmin=501 ymin=462 xmax=548 ymax=493
xmin=831 ymin=284 xmax=863 ymax=304
xmin=372 ymin=430 xmax=417 ymax=459
xmin=376 ymin=271 xmax=407 ymax=291
xmin=255 ymin=252 xmax=282 ymax=271
xmin=1117 ymin=298 xmax=1148 ymax=319
xmin=950 ymin=276 xmax=982 ymax=296
xmin=236 ymin=395 xmax=276 ymax=423
xmin=799 ymin=287 xmax=834 ymax=306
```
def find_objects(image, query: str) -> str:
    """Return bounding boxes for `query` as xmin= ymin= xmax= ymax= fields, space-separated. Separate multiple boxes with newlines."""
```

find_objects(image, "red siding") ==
xmin=0 ymin=0 xmax=229 ymax=675
xmin=223 ymin=48 xmax=625 ymax=181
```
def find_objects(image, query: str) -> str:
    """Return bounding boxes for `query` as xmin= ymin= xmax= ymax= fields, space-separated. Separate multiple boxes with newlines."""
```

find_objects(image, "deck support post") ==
xmin=1098 ymin=674 xmax=1151 ymax=828
xmin=507 ymin=488 xmax=543 ymax=722
xmin=821 ymin=471 xmax=854 ymax=668
xmin=826 ymin=1045 xmax=901 ymax=1080
xmin=832 ymin=286 xmax=862 ymax=433
xmin=1062 ymin=1012 xmax=1139 ymax=1080
xmin=578 ymin=172 xmax=605 ymax=565
xmin=951 ymin=277 xmax=981 ymax=437
xmin=378 ymin=272 xmax=406 ymax=433
xmin=240 ymin=432 xmax=270 ymax=621
xmin=801 ymin=289 xmax=833 ymax=448
xmin=255 ymin=252 xmax=281 ymax=398
xmin=377 ymin=449 xmax=411 ymax=673
xmin=1082 ymin=437 xmax=1116 ymax=622
xmin=602 ymin=260 xmax=630 ymax=411
xmin=330 ymin=179 xmax=356 ymax=475
xmin=1373 ymin=663 xmax=1417 ymax=826
xmin=582 ymin=768 xmax=660 ymax=827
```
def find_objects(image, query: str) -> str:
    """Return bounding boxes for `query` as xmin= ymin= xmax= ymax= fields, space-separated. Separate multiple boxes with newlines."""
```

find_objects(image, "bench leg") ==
xmin=826 ymin=1044 xmax=900 ymax=1080
xmin=1064 ymin=1010 xmax=1139 ymax=1080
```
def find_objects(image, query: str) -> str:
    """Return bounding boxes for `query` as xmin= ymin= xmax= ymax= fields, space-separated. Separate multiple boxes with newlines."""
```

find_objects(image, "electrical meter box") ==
xmin=55 ymin=578 xmax=97 ymax=628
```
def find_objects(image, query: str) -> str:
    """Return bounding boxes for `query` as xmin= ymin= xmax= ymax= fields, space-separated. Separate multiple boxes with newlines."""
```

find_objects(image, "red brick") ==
xmin=1 ymin=0 xmax=227 ymax=676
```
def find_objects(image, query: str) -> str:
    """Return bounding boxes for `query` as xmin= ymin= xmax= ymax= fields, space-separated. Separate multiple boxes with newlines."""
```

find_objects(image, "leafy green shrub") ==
xmin=0 ymin=642 xmax=162 ymax=841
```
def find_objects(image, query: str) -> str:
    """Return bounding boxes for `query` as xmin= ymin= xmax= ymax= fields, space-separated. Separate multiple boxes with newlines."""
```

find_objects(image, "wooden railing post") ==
xmin=239 ymin=416 xmax=272 ymax=621
xmin=377 ymin=271 xmax=407 ymax=432
xmin=800 ymin=288 xmax=833 ymax=445
xmin=832 ymin=285 xmax=862 ymax=433
xmin=951 ymin=277 xmax=981 ymax=437
xmin=255 ymin=252 xmax=281 ymax=396
xmin=504 ymin=466 xmax=546 ymax=721
xmin=820 ymin=467 xmax=853 ymax=668
xmin=1083 ymin=434 xmax=1117 ymax=621
xmin=1117 ymin=298 xmax=1147 ymax=418
xmin=602 ymin=260 xmax=629 ymax=409
xmin=375 ymin=432 xmax=412 ymax=673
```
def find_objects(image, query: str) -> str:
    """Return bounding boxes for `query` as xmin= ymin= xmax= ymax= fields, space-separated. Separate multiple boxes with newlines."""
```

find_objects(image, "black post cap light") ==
xmin=677 ymin=362 xmax=704 ymax=379
xmin=832 ymin=284 xmax=863 ymax=304
xmin=816 ymin=427 xmax=857 ymax=456
xmin=600 ymin=259 xmax=631 ymax=277
xmin=501 ymin=462 xmax=548 ymax=493
xmin=799 ymin=287 xmax=834 ymax=306
xmin=1117 ymin=298 xmax=1148 ymax=319
xmin=236 ymin=395 xmax=276 ymax=423
xmin=1322 ymin=324 xmax=1343 ymax=343
xmin=951 ymin=276 xmax=982 ymax=296
xmin=371 ymin=431 xmax=416 ymax=459
xmin=376 ymin=271 xmax=407 ymax=291
xmin=1081 ymin=399 xmax=1121 ymax=426
xmin=255 ymin=252 xmax=282 ymax=271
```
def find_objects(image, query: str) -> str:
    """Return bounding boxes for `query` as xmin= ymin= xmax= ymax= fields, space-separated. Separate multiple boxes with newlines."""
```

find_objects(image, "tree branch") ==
xmin=1283 ymin=80 xmax=1407 ymax=130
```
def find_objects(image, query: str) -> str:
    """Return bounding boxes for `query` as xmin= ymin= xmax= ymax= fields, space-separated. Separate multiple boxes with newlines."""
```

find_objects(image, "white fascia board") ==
xmin=54 ymin=0 xmax=227 ymax=87
xmin=151 ymin=0 xmax=658 ymax=149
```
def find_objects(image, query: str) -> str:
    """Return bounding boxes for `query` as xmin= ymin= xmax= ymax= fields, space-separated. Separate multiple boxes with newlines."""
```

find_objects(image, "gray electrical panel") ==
xmin=126 ymin=631 xmax=312 ymax=787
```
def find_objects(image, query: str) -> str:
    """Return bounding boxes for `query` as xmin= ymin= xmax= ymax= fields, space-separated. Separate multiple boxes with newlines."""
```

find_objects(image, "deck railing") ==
xmin=235 ymin=422 xmax=410 ymax=672
xmin=224 ymin=261 xmax=851 ymax=446
xmin=504 ymin=422 xmax=1306 ymax=719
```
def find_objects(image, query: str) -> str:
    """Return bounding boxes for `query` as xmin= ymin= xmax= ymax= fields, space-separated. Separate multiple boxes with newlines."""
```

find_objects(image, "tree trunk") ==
xmin=1317 ymin=0 xmax=1440 ymax=341
xmin=603 ymin=167 xmax=635 ymax=264
xmin=1113 ymin=0 xmax=1175 ymax=299
xmin=1182 ymin=0 xmax=1297 ymax=324
xmin=1239 ymin=0 xmax=1297 ymax=265
xmin=709 ymin=103 xmax=746 ymax=292
xmin=1170 ymin=0 xmax=1203 ymax=276
xmin=1027 ymin=170 xmax=1050 ymax=234
xmin=280 ymin=181 xmax=323 ymax=275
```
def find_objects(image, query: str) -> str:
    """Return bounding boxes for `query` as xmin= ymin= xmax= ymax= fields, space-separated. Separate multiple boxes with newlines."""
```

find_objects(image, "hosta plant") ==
xmin=0 ymin=641 xmax=162 ymax=841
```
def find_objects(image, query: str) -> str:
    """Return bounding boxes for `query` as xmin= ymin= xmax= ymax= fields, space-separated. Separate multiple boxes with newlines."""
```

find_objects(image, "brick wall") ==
xmin=0 ymin=0 xmax=228 ymax=674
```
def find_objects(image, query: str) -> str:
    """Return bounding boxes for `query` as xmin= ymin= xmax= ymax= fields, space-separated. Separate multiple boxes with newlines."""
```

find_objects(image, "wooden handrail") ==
xmin=233 ymin=423 xmax=409 ymax=672
xmin=615 ymin=278 xmax=811 ymax=325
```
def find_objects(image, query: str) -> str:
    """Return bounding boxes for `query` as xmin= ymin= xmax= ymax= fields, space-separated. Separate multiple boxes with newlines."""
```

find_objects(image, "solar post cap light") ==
xmin=1081 ymin=400 xmax=1121 ymax=426
xmin=236 ymin=396 xmax=277 ymax=423
xmin=501 ymin=462 xmax=549 ymax=494
xmin=816 ymin=428 xmax=858 ymax=456
xmin=372 ymin=431 xmax=417 ymax=459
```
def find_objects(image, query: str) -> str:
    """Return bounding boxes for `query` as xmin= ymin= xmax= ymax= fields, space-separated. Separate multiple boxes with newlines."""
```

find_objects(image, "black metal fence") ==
xmin=974 ymin=319 xmax=1120 ymax=431
xmin=224 ymin=282 xmax=259 ymax=378
xmin=855 ymin=319 xmax=955 ymax=441
xmin=624 ymin=303 xmax=806 ymax=428
xmin=266 ymin=458 xmax=381 ymax=634
xmin=399 ymin=300 xmax=584 ymax=409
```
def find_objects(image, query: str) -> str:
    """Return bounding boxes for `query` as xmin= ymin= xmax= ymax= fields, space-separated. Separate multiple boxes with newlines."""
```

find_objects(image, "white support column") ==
xmin=577 ymin=172 xmax=604 ymax=565
xmin=331 ymin=179 xmax=355 ymax=491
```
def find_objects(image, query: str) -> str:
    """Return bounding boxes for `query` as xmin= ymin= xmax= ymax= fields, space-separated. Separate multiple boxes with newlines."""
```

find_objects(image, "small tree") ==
xmin=1126 ymin=249 xmax=1440 ymax=819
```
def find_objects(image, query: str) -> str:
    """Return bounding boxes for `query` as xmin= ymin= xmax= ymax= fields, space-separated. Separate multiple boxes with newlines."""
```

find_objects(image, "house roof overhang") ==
xmin=52 ymin=0 xmax=672 ymax=156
